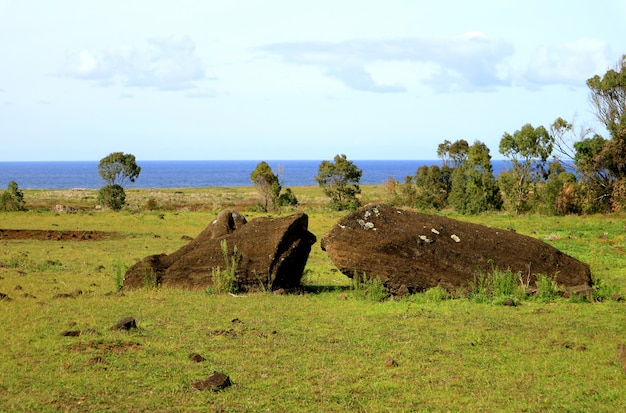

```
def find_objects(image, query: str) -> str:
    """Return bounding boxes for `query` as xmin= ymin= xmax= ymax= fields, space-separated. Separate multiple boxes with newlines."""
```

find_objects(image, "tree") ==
xmin=574 ymin=56 xmax=626 ymax=212
xmin=586 ymin=55 xmax=626 ymax=136
xmin=499 ymin=124 xmax=553 ymax=213
xmin=98 ymin=152 xmax=141 ymax=187
xmin=250 ymin=161 xmax=281 ymax=212
xmin=314 ymin=154 xmax=362 ymax=210
xmin=535 ymin=161 xmax=579 ymax=215
xmin=413 ymin=165 xmax=451 ymax=210
xmin=0 ymin=181 xmax=26 ymax=212
xmin=448 ymin=141 xmax=501 ymax=214
xmin=97 ymin=152 xmax=140 ymax=211
xmin=437 ymin=139 xmax=469 ymax=169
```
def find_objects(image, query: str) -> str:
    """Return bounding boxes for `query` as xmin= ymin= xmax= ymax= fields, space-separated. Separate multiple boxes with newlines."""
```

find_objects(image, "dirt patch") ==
xmin=0 ymin=229 xmax=119 ymax=241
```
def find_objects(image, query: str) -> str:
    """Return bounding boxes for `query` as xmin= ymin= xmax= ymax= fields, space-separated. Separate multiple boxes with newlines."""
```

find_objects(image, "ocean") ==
xmin=0 ymin=160 xmax=511 ymax=189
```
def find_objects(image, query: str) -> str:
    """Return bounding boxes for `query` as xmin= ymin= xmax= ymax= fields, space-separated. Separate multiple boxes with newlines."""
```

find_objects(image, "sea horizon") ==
xmin=0 ymin=159 xmax=512 ymax=190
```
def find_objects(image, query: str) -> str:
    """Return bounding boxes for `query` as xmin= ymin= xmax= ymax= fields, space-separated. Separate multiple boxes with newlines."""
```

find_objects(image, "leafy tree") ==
xmin=587 ymin=55 xmax=626 ymax=135
xmin=557 ymin=58 xmax=626 ymax=211
xmin=97 ymin=152 xmax=140 ymax=211
xmin=250 ymin=161 xmax=281 ymax=211
xmin=535 ymin=161 xmax=579 ymax=215
xmin=97 ymin=184 xmax=126 ymax=211
xmin=437 ymin=139 xmax=469 ymax=169
xmin=0 ymin=181 xmax=27 ymax=212
xmin=98 ymin=152 xmax=141 ymax=186
xmin=499 ymin=124 xmax=553 ymax=213
xmin=579 ymin=55 xmax=626 ymax=211
xmin=413 ymin=165 xmax=451 ymax=210
xmin=448 ymin=141 xmax=501 ymax=214
xmin=315 ymin=154 xmax=362 ymax=210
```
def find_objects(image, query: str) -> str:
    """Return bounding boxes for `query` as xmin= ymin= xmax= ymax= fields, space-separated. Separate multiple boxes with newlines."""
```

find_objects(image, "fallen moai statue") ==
xmin=320 ymin=204 xmax=592 ymax=296
xmin=124 ymin=210 xmax=316 ymax=292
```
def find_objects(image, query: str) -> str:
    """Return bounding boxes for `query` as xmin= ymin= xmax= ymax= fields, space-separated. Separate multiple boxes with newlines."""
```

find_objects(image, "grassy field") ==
xmin=1 ymin=186 xmax=625 ymax=412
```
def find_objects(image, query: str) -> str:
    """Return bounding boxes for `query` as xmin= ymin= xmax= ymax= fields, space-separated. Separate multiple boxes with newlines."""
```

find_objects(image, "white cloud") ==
xmin=60 ymin=35 xmax=207 ymax=91
xmin=522 ymin=39 xmax=611 ymax=87
xmin=258 ymin=32 xmax=514 ymax=93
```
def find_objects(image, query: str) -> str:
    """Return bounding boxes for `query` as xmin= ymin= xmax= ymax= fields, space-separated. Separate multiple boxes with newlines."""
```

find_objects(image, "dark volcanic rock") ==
xmin=320 ymin=204 xmax=592 ymax=295
xmin=111 ymin=317 xmax=138 ymax=330
xmin=124 ymin=210 xmax=316 ymax=292
xmin=191 ymin=372 xmax=232 ymax=391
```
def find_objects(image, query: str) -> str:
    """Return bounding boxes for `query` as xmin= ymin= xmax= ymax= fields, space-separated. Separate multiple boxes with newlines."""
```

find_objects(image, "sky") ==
xmin=1 ymin=1 xmax=625 ymax=161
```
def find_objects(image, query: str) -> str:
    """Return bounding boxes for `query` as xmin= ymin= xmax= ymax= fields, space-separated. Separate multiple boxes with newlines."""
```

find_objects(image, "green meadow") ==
xmin=1 ymin=186 xmax=625 ymax=412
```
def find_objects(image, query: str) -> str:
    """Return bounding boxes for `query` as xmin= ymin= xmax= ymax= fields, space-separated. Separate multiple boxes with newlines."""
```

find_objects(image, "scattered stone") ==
xmin=124 ymin=210 xmax=316 ymax=292
xmin=502 ymin=298 xmax=516 ymax=306
xmin=191 ymin=372 xmax=232 ymax=391
xmin=0 ymin=292 xmax=11 ymax=301
xmin=321 ymin=204 xmax=592 ymax=296
xmin=384 ymin=357 xmax=399 ymax=367
xmin=60 ymin=330 xmax=81 ymax=337
xmin=181 ymin=235 xmax=194 ymax=241
xmin=14 ymin=285 xmax=23 ymax=290
xmin=111 ymin=317 xmax=138 ymax=330
xmin=52 ymin=204 xmax=77 ymax=214
xmin=188 ymin=353 xmax=206 ymax=363
xmin=562 ymin=285 xmax=594 ymax=300
xmin=395 ymin=285 xmax=410 ymax=298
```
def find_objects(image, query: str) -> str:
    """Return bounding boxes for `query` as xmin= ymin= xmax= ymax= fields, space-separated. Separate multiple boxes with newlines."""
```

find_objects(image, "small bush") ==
xmin=142 ymin=269 xmax=159 ymax=290
xmin=98 ymin=184 xmax=126 ymax=211
xmin=144 ymin=197 xmax=158 ymax=211
xmin=469 ymin=271 xmax=491 ymax=303
xmin=590 ymin=276 xmax=620 ymax=302
xmin=351 ymin=272 xmax=388 ymax=302
xmin=114 ymin=261 xmax=127 ymax=292
xmin=276 ymin=188 xmax=298 ymax=207
xmin=491 ymin=268 xmax=525 ymax=300
xmin=535 ymin=273 xmax=560 ymax=302
xmin=423 ymin=285 xmax=450 ymax=303
xmin=468 ymin=265 xmax=527 ymax=303
xmin=0 ymin=181 xmax=26 ymax=212
xmin=206 ymin=240 xmax=240 ymax=294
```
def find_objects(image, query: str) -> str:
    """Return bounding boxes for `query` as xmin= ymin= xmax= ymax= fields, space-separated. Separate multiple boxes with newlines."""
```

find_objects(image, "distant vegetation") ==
xmin=250 ymin=161 xmax=298 ymax=212
xmin=314 ymin=154 xmax=363 ymax=211
xmin=0 ymin=181 xmax=26 ymax=212
xmin=387 ymin=55 xmax=626 ymax=215
xmin=97 ymin=152 xmax=141 ymax=211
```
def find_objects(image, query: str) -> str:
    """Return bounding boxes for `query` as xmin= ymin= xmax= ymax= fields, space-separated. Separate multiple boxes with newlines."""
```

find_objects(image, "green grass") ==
xmin=1 ymin=187 xmax=625 ymax=412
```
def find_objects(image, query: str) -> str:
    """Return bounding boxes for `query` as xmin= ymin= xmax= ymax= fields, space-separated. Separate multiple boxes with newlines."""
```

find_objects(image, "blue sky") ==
xmin=1 ymin=1 xmax=625 ymax=161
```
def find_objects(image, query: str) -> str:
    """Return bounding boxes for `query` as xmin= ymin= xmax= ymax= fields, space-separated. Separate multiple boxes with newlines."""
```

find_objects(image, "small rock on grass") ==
xmin=384 ymin=357 xmax=399 ymax=367
xmin=191 ymin=372 xmax=232 ymax=391
xmin=111 ymin=317 xmax=138 ymax=330
xmin=188 ymin=353 xmax=206 ymax=363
